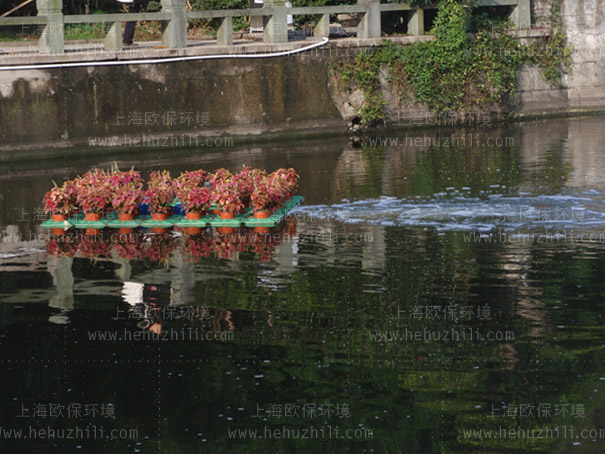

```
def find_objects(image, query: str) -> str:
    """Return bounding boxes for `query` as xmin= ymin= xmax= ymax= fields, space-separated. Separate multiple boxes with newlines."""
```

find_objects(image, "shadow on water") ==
xmin=1 ymin=116 xmax=605 ymax=452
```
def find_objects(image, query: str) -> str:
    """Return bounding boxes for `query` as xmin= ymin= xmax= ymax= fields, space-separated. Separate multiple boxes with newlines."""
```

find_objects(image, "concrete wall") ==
xmin=0 ymin=52 xmax=344 ymax=147
xmin=517 ymin=0 xmax=605 ymax=117
xmin=0 ymin=0 xmax=603 ymax=149
xmin=561 ymin=0 xmax=605 ymax=111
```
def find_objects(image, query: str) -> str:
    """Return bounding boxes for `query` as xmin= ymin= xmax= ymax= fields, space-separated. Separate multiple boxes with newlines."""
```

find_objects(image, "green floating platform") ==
xmin=40 ymin=219 xmax=75 ymax=229
xmin=243 ymin=196 xmax=304 ymax=227
xmin=41 ymin=196 xmax=304 ymax=230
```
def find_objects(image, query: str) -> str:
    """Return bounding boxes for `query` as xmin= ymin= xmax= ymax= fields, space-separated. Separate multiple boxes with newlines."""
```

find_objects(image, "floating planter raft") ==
xmin=41 ymin=165 xmax=302 ymax=231
xmin=41 ymin=196 xmax=303 ymax=230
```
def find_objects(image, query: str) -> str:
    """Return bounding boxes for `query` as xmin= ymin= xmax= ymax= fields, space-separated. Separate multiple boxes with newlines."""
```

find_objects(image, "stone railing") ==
xmin=0 ymin=0 xmax=530 ymax=55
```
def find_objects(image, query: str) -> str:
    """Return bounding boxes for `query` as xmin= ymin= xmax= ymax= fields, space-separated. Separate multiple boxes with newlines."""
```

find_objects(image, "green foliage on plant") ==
xmin=336 ymin=51 xmax=386 ymax=125
xmin=145 ymin=170 xmax=175 ymax=215
xmin=334 ymin=0 xmax=573 ymax=126
xmin=528 ymin=2 xmax=573 ymax=87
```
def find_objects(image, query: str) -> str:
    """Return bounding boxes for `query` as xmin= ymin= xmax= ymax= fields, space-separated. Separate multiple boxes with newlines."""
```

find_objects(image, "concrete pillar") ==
xmin=36 ymin=0 xmax=64 ymax=55
xmin=161 ymin=0 xmax=188 ymax=48
xmin=105 ymin=21 xmax=123 ymax=51
xmin=314 ymin=13 xmax=330 ymax=38
xmin=407 ymin=8 xmax=424 ymax=36
xmin=511 ymin=0 xmax=531 ymax=30
xmin=217 ymin=16 xmax=234 ymax=45
xmin=357 ymin=0 xmax=381 ymax=39
xmin=264 ymin=0 xmax=288 ymax=43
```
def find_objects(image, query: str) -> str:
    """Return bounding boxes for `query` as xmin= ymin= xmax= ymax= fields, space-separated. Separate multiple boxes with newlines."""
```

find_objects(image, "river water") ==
xmin=1 ymin=116 xmax=605 ymax=453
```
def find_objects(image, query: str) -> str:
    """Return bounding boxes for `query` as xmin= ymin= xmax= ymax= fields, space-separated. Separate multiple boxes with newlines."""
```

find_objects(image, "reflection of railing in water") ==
xmin=44 ymin=218 xmax=297 ymax=325
xmin=45 ymin=217 xmax=297 ymax=263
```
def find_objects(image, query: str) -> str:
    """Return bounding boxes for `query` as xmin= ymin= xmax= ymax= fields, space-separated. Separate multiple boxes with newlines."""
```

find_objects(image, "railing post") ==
xmin=161 ymin=0 xmax=187 ymax=48
xmin=511 ymin=0 xmax=531 ymax=30
xmin=105 ymin=22 xmax=122 ymax=51
xmin=217 ymin=16 xmax=233 ymax=45
xmin=263 ymin=0 xmax=288 ymax=43
xmin=314 ymin=13 xmax=330 ymax=38
xmin=357 ymin=0 xmax=381 ymax=39
xmin=407 ymin=8 xmax=424 ymax=36
xmin=36 ymin=0 xmax=64 ymax=55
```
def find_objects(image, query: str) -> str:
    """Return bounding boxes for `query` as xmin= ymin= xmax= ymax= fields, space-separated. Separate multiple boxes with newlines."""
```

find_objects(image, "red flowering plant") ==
xmin=144 ymin=170 xmax=175 ymax=215
xmin=174 ymin=169 xmax=209 ymax=190
xmin=271 ymin=168 xmax=300 ymax=199
xmin=111 ymin=184 xmax=142 ymax=216
xmin=109 ymin=167 xmax=144 ymax=216
xmin=178 ymin=186 xmax=211 ymax=215
xmin=232 ymin=168 xmax=263 ymax=208
xmin=74 ymin=169 xmax=111 ymax=215
xmin=211 ymin=177 xmax=245 ymax=215
xmin=43 ymin=180 xmax=76 ymax=218
xmin=107 ymin=166 xmax=144 ymax=188
xmin=250 ymin=174 xmax=287 ymax=214
xmin=209 ymin=168 xmax=233 ymax=186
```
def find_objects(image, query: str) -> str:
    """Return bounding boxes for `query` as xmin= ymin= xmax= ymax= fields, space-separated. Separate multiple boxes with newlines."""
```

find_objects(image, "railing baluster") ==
xmin=357 ymin=0 xmax=380 ymax=39
xmin=263 ymin=0 xmax=288 ymax=43
xmin=511 ymin=0 xmax=531 ymax=30
xmin=2 ymin=0 xmax=526 ymax=55
xmin=161 ymin=0 xmax=188 ymax=48
xmin=217 ymin=16 xmax=234 ymax=46
xmin=105 ymin=21 xmax=122 ymax=51
xmin=407 ymin=8 xmax=424 ymax=36
xmin=36 ymin=0 xmax=63 ymax=55
xmin=314 ymin=13 xmax=330 ymax=38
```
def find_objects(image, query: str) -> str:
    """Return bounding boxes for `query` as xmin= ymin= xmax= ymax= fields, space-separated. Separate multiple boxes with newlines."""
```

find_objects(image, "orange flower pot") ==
xmin=254 ymin=226 xmax=271 ymax=234
xmin=219 ymin=212 xmax=234 ymax=220
xmin=185 ymin=227 xmax=202 ymax=234
xmin=119 ymin=227 xmax=134 ymax=234
xmin=152 ymin=227 xmax=168 ymax=234
xmin=119 ymin=213 xmax=134 ymax=221
xmin=152 ymin=213 xmax=168 ymax=221
xmin=52 ymin=228 xmax=65 ymax=236
xmin=186 ymin=212 xmax=202 ymax=220
xmin=86 ymin=228 xmax=101 ymax=236
xmin=254 ymin=211 xmax=270 ymax=219
xmin=52 ymin=214 xmax=67 ymax=222
xmin=85 ymin=213 xmax=101 ymax=221
xmin=219 ymin=227 xmax=235 ymax=234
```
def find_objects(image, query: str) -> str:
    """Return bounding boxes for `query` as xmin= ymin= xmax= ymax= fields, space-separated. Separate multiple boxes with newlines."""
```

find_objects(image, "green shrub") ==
xmin=334 ymin=0 xmax=573 ymax=125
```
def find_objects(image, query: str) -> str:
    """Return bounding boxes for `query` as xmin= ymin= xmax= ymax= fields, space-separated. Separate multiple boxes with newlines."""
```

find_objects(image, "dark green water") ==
xmin=1 ymin=116 xmax=605 ymax=453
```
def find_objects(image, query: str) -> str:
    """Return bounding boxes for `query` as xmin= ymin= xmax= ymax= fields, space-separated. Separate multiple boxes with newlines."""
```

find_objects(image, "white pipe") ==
xmin=0 ymin=37 xmax=329 ymax=71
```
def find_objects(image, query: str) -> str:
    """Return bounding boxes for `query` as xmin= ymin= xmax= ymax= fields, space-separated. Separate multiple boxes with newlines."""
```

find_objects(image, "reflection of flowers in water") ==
xmin=111 ymin=231 xmax=143 ymax=260
xmin=182 ymin=233 xmax=214 ymax=262
xmin=46 ymin=233 xmax=78 ymax=258
xmin=249 ymin=232 xmax=280 ymax=262
xmin=285 ymin=216 xmax=297 ymax=237
xmin=212 ymin=230 xmax=242 ymax=259
xmin=44 ymin=221 xmax=298 ymax=263
xmin=140 ymin=232 xmax=179 ymax=264
xmin=78 ymin=233 xmax=111 ymax=260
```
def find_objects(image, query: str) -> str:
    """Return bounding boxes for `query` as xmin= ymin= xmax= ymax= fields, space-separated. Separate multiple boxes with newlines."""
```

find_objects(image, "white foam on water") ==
xmin=295 ymin=192 xmax=605 ymax=232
